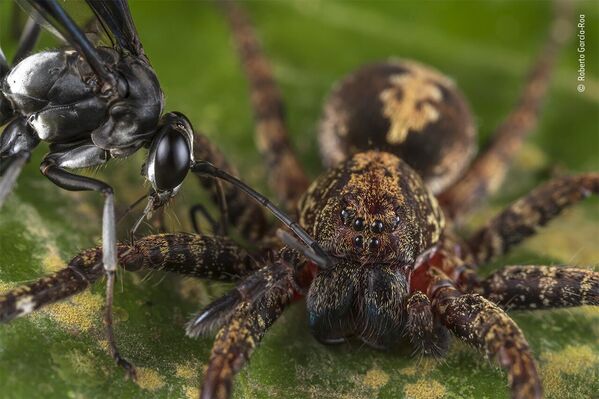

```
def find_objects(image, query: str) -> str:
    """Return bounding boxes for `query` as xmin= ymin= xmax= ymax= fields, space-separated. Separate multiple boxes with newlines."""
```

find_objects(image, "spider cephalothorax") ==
xmin=300 ymin=151 xmax=443 ymax=265
xmin=300 ymin=151 xmax=445 ymax=348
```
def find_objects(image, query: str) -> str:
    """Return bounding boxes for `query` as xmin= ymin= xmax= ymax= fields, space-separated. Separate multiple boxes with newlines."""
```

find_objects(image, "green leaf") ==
xmin=1 ymin=1 xmax=598 ymax=399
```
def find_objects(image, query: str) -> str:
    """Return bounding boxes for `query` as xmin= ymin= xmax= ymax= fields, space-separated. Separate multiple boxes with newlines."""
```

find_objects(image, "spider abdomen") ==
xmin=318 ymin=60 xmax=476 ymax=194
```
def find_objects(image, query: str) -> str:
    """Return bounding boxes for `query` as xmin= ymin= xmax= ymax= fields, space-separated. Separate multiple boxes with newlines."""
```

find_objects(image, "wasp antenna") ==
xmin=276 ymin=228 xmax=331 ymax=269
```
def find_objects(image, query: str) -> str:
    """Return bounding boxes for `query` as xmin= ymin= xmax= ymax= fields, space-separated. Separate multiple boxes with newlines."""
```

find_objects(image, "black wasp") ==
xmin=0 ymin=0 xmax=329 ymax=378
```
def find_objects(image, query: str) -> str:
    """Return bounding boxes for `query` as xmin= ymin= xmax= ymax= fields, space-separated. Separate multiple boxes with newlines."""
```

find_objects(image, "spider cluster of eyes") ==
xmin=340 ymin=208 xmax=400 ymax=252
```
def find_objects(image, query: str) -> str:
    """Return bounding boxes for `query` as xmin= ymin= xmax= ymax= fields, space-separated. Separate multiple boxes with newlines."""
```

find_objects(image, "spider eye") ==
xmin=353 ymin=235 xmax=364 ymax=250
xmin=340 ymin=208 xmax=353 ymax=225
xmin=371 ymin=220 xmax=384 ymax=233
xmin=368 ymin=237 xmax=380 ymax=251
xmin=353 ymin=217 xmax=365 ymax=231
xmin=149 ymin=129 xmax=191 ymax=191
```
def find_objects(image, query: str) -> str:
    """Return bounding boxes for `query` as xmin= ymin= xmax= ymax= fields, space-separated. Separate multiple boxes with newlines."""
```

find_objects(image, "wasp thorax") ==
xmin=318 ymin=60 xmax=476 ymax=194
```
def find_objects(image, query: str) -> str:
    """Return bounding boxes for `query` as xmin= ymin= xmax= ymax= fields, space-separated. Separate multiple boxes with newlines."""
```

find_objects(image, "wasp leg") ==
xmin=13 ymin=17 xmax=42 ymax=64
xmin=0 ymin=51 xmax=7 ymax=82
xmin=432 ymin=276 xmax=541 ymax=399
xmin=218 ymin=0 xmax=309 ymax=211
xmin=467 ymin=173 xmax=599 ymax=264
xmin=481 ymin=266 xmax=599 ymax=310
xmin=26 ymin=0 xmax=116 ymax=87
xmin=439 ymin=1 xmax=572 ymax=221
xmin=192 ymin=131 xmax=268 ymax=241
xmin=195 ymin=257 xmax=297 ymax=399
xmin=0 ymin=12 xmax=45 ymax=195
xmin=406 ymin=291 xmax=449 ymax=357
xmin=0 ymin=153 xmax=27 ymax=207
xmin=0 ymin=119 xmax=40 ymax=207
xmin=38 ymin=146 xmax=135 ymax=377
xmin=2 ymin=14 xmax=41 ymax=74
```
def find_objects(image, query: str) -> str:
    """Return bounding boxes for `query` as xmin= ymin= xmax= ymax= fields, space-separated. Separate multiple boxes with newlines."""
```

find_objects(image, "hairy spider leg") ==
xmin=0 ymin=233 xmax=259 ymax=323
xmin=430 ymin=272 xmax=542 ymax=399
xmin=196 ymin=254 xmax=298 ymax=399
xmin=481 ymin=266 xmax=599 ymax=310
xmin=405 ymin=290 xmax=449 ymax=357
xmin=218 ymin=0 xmax=310 ymax=211
xmin=0 ymin=232 xmax=290 ymax=398
xmin=468 ymin=173 xmax=599 ymax=264
xmin=438 ymin=1 xmax=573 ymax=221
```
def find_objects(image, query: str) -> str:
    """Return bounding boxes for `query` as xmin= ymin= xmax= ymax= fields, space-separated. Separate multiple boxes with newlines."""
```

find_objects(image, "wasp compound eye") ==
xmin=150 ymin=129 xmax=191 ymax=192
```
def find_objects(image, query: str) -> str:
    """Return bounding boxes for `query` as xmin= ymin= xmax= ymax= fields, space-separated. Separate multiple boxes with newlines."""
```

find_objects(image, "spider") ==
xmin=1 ymin=1 xmax=598 ymax=398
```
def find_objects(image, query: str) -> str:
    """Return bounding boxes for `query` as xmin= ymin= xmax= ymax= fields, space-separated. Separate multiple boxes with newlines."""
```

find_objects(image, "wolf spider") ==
xmin=1 ymin=1 xmax=598 ymax=398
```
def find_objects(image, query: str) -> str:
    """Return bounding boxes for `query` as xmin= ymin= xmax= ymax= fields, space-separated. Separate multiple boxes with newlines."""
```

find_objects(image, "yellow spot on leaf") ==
xmin=540 ymin=345 xmax=599 ymax=397
xmin=20 ymin=202 xmax=68 ymax=273
xmin=403 ymin=379 xmax=446 ymax=399
xmin=98 ymin=339 xmax=109 ymax=353
xmin=42 ymin=291 xmax=103 ymax=332
xmin=363 ymin=367 xmax=389 ymax=390
xmin=0 ymin=280 xmax=16 ymax=292
xmin=66 ymin=349 xmax=97 ymax=376
xmin=399 ymin=358 xmax=437 ymax=377
xmin=176 ymin=362 xmax=197 ymax=380
xmin=42 ymin=248 xmax=64 ymax=273
xmin=136 ymin=367 xmax=166 ymax=391
xmin=184 ymin=386 xmax=199 ymax=399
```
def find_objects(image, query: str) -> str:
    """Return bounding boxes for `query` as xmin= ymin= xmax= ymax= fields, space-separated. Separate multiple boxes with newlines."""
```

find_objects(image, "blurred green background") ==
xmin=0 ymin=1 xmax=598 ymax=398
